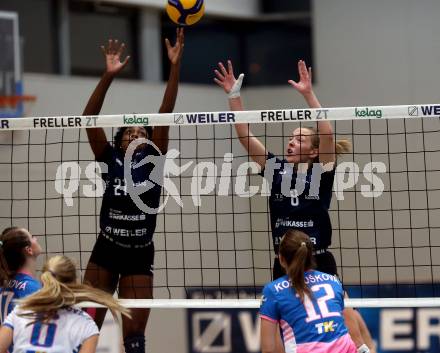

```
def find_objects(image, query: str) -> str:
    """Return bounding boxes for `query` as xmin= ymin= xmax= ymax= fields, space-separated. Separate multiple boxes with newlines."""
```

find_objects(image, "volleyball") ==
xmin=166 ymin=0 xmax=205 ymax=26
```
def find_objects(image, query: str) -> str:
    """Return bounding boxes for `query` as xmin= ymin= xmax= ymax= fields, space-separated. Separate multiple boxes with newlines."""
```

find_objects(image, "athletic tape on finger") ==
xmin=228 ymin=74 xmax=245 ymax=99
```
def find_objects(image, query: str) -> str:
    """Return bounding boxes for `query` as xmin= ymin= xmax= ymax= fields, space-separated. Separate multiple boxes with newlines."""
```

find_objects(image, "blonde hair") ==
xmin=19 ymin=255 xmax=130 ymax=323
xmin=305 ymin=126 xmax=352 ymax=158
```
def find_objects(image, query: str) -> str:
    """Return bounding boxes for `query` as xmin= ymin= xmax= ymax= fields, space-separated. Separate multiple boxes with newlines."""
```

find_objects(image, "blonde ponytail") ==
xmin=305 ymin=127 xmax=352 ymax=158
xmin=335 ymin=139 xmax=351 ymax=156
xmin=19 ymin=256 xmax=130 ymax=323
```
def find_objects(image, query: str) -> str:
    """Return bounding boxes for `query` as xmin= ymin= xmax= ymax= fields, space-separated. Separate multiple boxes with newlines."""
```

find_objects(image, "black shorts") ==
xmin=89 ymin=233 xmax=154 ymax=277
xmin=273 ymin=249 xmax=339 ymax=280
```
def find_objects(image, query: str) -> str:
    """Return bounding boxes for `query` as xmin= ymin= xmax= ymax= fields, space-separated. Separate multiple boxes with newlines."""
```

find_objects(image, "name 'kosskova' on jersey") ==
xmin=260 ymin=270 xmax=355 ymax=353
xmin=97 ymin=143 xmax=163 ymax=248
xmin=261 ymin=153 xmax=335 ymax=253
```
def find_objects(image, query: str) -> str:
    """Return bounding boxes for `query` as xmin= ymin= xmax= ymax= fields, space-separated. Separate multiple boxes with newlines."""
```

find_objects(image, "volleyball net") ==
xmin=1 ymin=104 xmax=440 ymax=308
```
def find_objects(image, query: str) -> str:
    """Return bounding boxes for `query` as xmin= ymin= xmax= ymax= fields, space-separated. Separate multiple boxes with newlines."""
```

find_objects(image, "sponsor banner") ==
xmin=1 ymin=105 xmax=440 ymax=130
xmin=419 ymin=105 xmax=440 ymax=116
xmin=185 ymin=112 xmax=236 ymax=124
xmin=187 ymin=286 xmax=440 ymax=353
xmin=354 ymin=107 xmax=383 ymax=118
xmin=187 ymin=288 xmax=260 ymax=353
xmin=0 ymin=119 xmax=9 ymax=129
xmin=174 ymin=113 xmax=185 ymax=124
xmin=123 ymin=114 xmax=149 ymax=125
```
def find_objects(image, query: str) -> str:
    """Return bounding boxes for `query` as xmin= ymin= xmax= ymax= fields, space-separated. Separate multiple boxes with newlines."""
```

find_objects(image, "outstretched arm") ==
xmin=289 ymin=60 xmax=335 ymax=164
xmin=214 ymin=60 xmax=267 ymax=168
xmin=85 ymin=39 xmax=130 ymax=159
xmin=152 ymin=28 xmax=185 ymax=154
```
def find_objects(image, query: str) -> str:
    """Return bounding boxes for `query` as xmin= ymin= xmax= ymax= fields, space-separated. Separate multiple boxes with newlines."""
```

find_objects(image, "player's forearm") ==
xmin=228 ymin=97 xmax=244 ymax=111
xmin=302 ymin=91 xmax=333 ymax=135
xmin=317 ymin=120 xmax=333 ymax=137
xmin=84 ymin=72 xmax=114 ymax=156
xmin=152 ymin=126 xmax=170 ymax=154
xmin=302 ymin=91 xmax=322 ymax=109
xmin=159 ymin=62 xmax=181 ymax=114
xmin=83 ymin=72 xmax=115 ymax=116
xmin=235 ymin=123 xmax=251 ymax=144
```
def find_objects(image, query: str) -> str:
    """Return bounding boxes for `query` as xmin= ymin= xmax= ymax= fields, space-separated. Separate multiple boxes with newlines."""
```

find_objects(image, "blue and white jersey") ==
xmin=260 ymin=270 xmax=356 ymax=353
xmin=98 ymin=143 xmax=163 ymax=248
xmin=0 ymin=273 xmax=41 ymax=325
xmin=261 ymin=153 xmax=335 ymax=253
xmin=4 ymin=306 xmax=99 ymax=353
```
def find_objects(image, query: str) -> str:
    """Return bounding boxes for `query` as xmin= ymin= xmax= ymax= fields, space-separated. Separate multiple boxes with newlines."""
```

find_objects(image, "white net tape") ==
xmin=78 ymin=297 xmax=440 ymax=308
xmin=2 ymin=104 xmax=440 ymax=309
xmin=0 ymin=104 xmax=437 ymax=130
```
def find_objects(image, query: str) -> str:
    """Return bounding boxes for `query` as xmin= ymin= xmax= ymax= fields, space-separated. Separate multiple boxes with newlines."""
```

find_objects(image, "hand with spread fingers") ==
xmin=214 ymin=60 xmax=238 ymax=94
xmin=166 ymin=28 xmax=185 ymax=65
xmin=288 ymin=60 xmax=313 ymax=96
xmin=101 ymin=39 xmax=130 ymax=75
xmin=214 ymin=60 xmax=244 ymax=99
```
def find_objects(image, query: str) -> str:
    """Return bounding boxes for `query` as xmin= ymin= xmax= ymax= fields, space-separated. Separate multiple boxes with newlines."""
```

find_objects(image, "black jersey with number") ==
xmin=97 ymin=143 xmax=162 ymax=248
xmin=262 ymin=152 xmax=335 ymax=254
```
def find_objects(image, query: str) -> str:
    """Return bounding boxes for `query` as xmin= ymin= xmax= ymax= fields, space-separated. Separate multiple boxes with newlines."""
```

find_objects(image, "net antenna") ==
xmin=0 ymin=11 xmax=35 ymax=118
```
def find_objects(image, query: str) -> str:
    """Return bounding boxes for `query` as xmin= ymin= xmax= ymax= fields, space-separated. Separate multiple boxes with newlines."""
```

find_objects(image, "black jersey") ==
xmin=97 ymin=143 xmax=162 ymax=248
xmin=262 ymin=152 xmax=335 ymax=254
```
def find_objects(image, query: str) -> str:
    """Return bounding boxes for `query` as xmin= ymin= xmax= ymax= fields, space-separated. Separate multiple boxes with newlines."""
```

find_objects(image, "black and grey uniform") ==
xmin=262 ymin=152 xmax=338 ymax=279
xmin=89 ymin=143 xmax=162 ymax=276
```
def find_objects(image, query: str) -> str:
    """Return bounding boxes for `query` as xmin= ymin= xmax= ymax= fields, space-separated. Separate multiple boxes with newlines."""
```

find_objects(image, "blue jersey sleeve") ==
xmin=259 ymin=285 xmax=280 ymax=322
xmin=335 ymin=280 xmax=345 ymax=310
xmin=22 ymin=279 xmax=41 ymax=297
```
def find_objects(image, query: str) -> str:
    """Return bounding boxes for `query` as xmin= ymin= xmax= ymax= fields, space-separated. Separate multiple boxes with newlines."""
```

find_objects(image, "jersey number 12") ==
xmin=300 ymin=284 xmax=341 ymax=323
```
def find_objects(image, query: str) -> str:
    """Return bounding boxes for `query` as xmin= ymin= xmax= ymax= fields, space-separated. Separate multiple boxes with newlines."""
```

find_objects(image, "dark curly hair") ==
xmin=113 ymin=126 xmax=153 ymax=150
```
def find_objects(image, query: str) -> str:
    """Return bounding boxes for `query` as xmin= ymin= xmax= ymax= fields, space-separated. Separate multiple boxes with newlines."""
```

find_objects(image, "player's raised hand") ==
xmin=166 ymin=28 xmax=185 ymax=65
xmin=214 ymin=60 xmax=243 ymax=95
xmin=288 ymin=60 xmax=313 ymax=96
xmin=101 ymin=39 xmax=130 ymax=75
